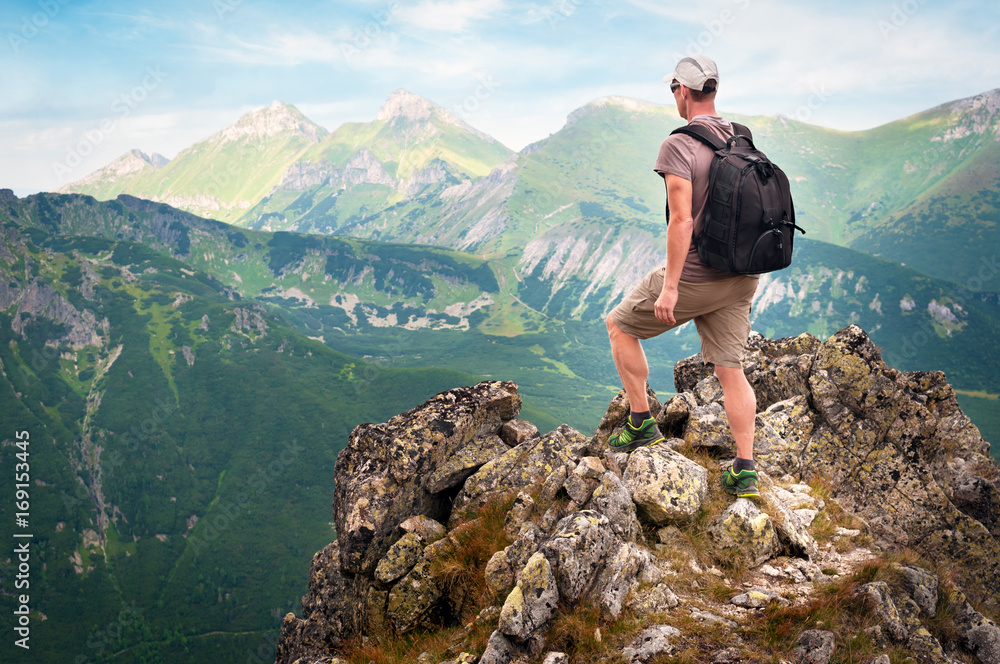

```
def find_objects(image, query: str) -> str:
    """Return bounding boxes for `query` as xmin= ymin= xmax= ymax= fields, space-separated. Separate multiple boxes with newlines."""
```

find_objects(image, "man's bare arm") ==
xmin=654 ymin=174 xmax=694 ymax=325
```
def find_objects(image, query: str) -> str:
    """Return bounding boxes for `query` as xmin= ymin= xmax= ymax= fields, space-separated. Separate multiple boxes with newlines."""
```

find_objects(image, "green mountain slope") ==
xmin=239 ymin=90 xmax=514 ymax=237
xmin=8 ymin=190 xmax=996 ymax=443
xmin=58 ymin=102 xmax=329 ymax=224
xmin=4 ymin=191 xmax=506 ymax=334
xmin=0 ymin=206 xmax=496 ymax=664
xmin=57 ymin=88 xmax=1000 ymax=295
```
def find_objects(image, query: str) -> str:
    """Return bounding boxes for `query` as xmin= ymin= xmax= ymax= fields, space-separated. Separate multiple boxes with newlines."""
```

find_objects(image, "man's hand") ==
xmin=655 ymin=283 xmax=678 ymax=325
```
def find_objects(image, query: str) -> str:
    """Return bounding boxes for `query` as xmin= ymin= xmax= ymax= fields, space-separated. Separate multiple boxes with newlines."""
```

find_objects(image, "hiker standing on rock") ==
xmin=605 ymin=55 xmax=760 ymax=498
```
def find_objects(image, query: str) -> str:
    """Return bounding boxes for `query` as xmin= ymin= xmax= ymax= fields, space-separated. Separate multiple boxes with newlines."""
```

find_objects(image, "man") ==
xmin=606 ymin=55 xmax=760 ymax=498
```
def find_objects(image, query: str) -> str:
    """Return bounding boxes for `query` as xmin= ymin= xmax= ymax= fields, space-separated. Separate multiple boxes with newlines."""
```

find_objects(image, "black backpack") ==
xmin=669 ymin=122 xmax=803 ymax=274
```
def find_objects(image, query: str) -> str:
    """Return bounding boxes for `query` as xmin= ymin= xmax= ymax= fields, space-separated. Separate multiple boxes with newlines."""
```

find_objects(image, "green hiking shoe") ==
xmin=609 ymin=417 xmax=665 ymax=453
xmin=721 ymin=467 xmax=760 ymax=498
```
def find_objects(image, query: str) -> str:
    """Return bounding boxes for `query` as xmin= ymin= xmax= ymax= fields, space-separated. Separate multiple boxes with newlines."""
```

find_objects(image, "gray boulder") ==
xmin=622 ymin=624 xmax=681 ymax=662
xmin=497 ymin=552 xmax=559 ymax=641
xmin=449 ymin=424 xmax=590 ymax=528
xmin=707 ymin=499 xmax=781 ymax=567
xmin=624 ymin=445 xmax=708 ymax=525
xmin=792 ymin=629 xmax=836 ymax=664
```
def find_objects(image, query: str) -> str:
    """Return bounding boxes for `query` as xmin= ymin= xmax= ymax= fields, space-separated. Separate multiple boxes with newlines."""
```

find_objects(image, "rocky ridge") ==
xmin=376 ymin=89 xmax=503 ymax=147
xmin=218 ymin=100 xmax=328 ymax=145
xmin=275 ymin=324 xmax=1000 ymax=664
xmin=55 ymin=149 xmax=168 ymax=192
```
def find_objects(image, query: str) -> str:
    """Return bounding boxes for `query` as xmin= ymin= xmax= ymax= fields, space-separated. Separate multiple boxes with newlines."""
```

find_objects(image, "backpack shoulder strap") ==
xmin=670 ymin=124 xmax=725 ymax=151
xmin=671 ymin=121 xmax=754 ymax=151
xmin=731 ymin=122 xmax=752 ymax=141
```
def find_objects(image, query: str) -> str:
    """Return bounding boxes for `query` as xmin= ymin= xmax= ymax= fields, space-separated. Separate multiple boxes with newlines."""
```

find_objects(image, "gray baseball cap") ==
xmin=664 ymin=56 xmax=720 ymax=91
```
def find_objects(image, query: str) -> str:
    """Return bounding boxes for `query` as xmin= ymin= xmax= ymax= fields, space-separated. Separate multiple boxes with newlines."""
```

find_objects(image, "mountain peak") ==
xmin=376 ymin=89 xmax=440 ymax=123
xmin=219 ymin=101 xmax=327 ymax=144
xmin=374 ymin=89 xmax=503 ymax=147
xmin=56 ymin=149 xmax=168 ymax=192
xmin=565 ymin=96 xmax=675 ymax=128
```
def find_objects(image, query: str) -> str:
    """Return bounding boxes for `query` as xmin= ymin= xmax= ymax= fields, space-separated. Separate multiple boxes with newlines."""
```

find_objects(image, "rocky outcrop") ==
xmin=275 ymin=325 xmax=998 ymax=664
xmin=11 ymin=278 xmax=106 ymax=348
xmin=332 ymin=381 xmax=522 ymax=576
xmin=745 ymin=327 xmax=1000 ymax=607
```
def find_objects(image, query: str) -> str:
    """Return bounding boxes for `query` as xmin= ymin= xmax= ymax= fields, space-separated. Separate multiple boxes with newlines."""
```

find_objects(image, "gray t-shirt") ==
xmin=654 ymin=115 xmax=745 ymax=282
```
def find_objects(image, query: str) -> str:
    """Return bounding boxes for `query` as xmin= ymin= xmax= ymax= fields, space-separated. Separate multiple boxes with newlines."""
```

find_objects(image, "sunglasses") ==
xmin=670 ymin=80 xmax=681 ymax=93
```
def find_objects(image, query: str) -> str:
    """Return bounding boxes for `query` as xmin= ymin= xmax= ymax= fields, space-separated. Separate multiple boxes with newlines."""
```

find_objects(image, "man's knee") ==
xmin=606 ymin=313 xmax=619 ymax=336
xmin=713 ymin=364 xmax=737 ymax=378
xmin=714 ymin=364 xmax=748 ymax=386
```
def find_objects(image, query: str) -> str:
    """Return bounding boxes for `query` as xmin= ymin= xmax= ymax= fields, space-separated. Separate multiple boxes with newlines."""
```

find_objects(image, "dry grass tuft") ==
xmin=545 ymin=602 xmax=642 ymax=664
xmin=431 ymin=493 xmax=517 ymax=616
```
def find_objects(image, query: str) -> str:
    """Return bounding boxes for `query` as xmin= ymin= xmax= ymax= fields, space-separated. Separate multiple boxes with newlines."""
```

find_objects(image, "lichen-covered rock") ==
xmin=673 ymin=353 xmax=714 ymax=392
xmin=708 ymin=499 xmax=781 ymax=567
xmin=485 ymin=523 xmax=544 ymax=595
xmin=539 ymin=464 xmax=569 ymax=502
xmin=684 ymin=402 xmax=734 ymax=451
xmin=504 ymin=492 xmax=536 ymax=540
xmin=334 ymin=381 xmax=521 ymax=575
xmin=540 ymin=511 xmax=617 ymax=602
xmin=374 ymin=532 xmax=424 ymax=585
xmin=449 ymin=424 xmax=590 ymax=528
xmin=624 ymin=445 xmax=708 ymax=525
xmin=949 ymin=588 xmax=1000 ymax=664
xmin=627 ymin=582 xmax=679 ymax=615
xmin=950 ymin=474 xmax=1000 ymax=540
xmin=479 ymin=629 xmax=519 ymax=664
xmin=892 ymin=564 xmax=939 ymax=618
xmin=584 ymin=470 xmax=640 ymax=542
xmin=763 ymin=486 xmax=818 ymax=560
xmin=398 ymin=515 xmax=447 ymax=543
xmin=792 ymin=629 xmax=835 ymax=664
xmin=895 ymin=594 xmax=950 ymax=664
xmin=692 ymin=374 xmax=724 ymax=406
xmin=866 ymin=570 xmax=952 ymax=664
xmin=563 ymin=456 xmax=605 ymax=504
xmin=731 ymin=588 xmax=783 ymax=608
xmin=758 ymin=326 xmax=1000 ymax=612
xmin=656 ymin=391 xmax=698 ymax=437
xmin=856 ymin=582 xmax=908 ymax=642
xmin=966 ymin=621 xmax=1000 ymax=664
xmin=593 ymin=541 xmax=650 ymax=619
xmin=498 ymin=552 xmax=558 ymax=641
xmin=275 ymin=542 xmax=366 ymax=664
xmin=622 ymin=624 xmax=681 ymax=662
xmin=753 ymin=396 xmax=815 ymax=476
xmin=423 ymin=434 xmax=511 ymax=494
xmin=500 ymin=418 xmax=539 ymax=446
xmin=744 ymin=332 xmax=821 ymax=411
xmin=385 ymin=559 xmax=443 ymax=633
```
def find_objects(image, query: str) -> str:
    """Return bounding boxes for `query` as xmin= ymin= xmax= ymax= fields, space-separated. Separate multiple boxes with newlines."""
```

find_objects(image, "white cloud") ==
xmin=394 ymin=0 xmax=505 ymax=33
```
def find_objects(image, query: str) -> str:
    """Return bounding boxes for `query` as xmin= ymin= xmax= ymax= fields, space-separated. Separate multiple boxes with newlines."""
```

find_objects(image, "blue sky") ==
xmin=3 ymin=0 xmax=999 ymax=194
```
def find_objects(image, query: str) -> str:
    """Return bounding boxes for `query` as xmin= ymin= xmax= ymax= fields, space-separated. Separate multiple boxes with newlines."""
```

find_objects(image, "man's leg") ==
xmin=716 ymin=363 xmax=760 ymax=497
xmin=714 ymin=364 xmax=756 ymax=461
xmin=606 ymin=314 xmax=650 ymax=413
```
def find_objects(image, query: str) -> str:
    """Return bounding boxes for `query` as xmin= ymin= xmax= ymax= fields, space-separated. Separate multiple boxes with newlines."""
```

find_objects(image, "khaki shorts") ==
xmin=610 ymin=267 xmax=758 ymax=368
